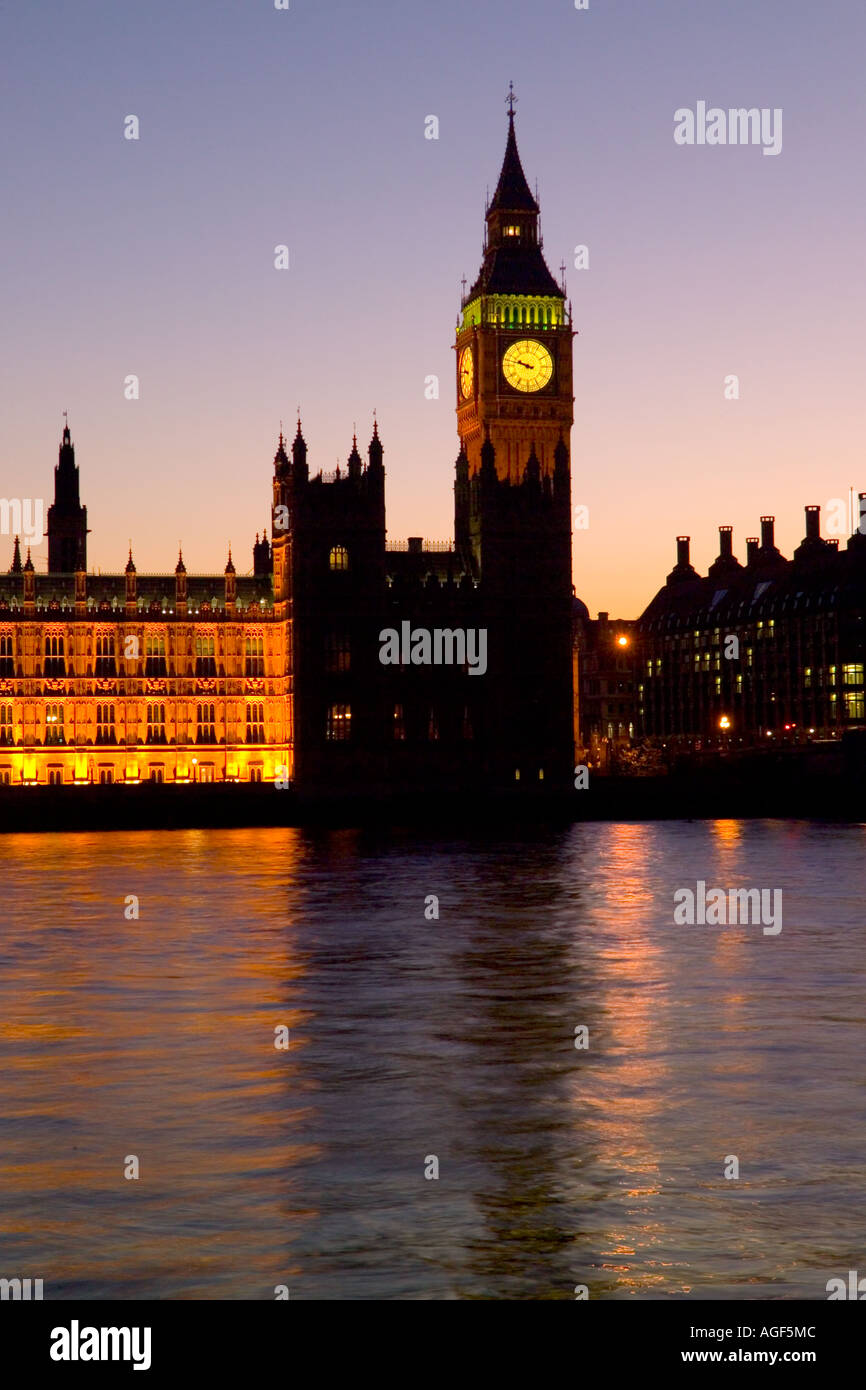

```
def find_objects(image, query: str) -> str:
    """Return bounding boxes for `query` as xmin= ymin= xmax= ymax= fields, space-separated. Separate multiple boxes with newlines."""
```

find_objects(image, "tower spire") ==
xmin=488 ymin=97 xmax=538 ymax=215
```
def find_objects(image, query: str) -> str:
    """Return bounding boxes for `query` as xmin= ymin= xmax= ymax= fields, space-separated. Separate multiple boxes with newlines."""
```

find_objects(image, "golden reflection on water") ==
xmin=0 ymin=820 xmax=864 ymax=1298
xmin=0 ymin=828 xmax=318 ymax=1297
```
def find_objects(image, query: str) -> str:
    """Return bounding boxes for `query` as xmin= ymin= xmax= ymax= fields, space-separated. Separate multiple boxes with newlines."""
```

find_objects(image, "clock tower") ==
xmin=455 ymin=95 xmax=574 ymax=484
xmin=453 ymin=94 xmax=576 ymax=794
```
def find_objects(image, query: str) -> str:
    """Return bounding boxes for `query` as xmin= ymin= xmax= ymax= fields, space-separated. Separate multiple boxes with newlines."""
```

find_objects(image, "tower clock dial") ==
xmin=502 ymin=339 xmax=553 ymax=393
xmin=459 ymin=347 xmax=474 ymax=399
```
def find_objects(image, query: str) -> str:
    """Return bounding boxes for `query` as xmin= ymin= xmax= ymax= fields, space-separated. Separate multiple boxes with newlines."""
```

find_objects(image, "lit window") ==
xmin=45 ymin=704 xmax=65 ymax=745
xmin=327 ymin=703 xmax=351 ymax=740
xmin=195 ymin=633 xmax=216 ymax=676
xmin=245 ymin=703 xmax=265 ymax=745
xmin=96 ymin=632 xmax=117 ymax=676
xmin=843 ymin=664 xmax=864 ymax=686
xmin=245 ymin=633 xmax=264 ymax=677
xmin=44 ymin=634 xmax=66 ymax=676
xmin=844 ymin=692 xmax=865 ymax=719
xmin=96 ymin=704 xmax=116 ymax=744
xmin=146 ymin=704 xmax=167 ymax=744
xmin=329 ymin=546 xmax=349 ymax=572
xmin=197 ymin=703 xmax=217 ymax=744
xmin=146 ymin=632 xmax=168 ymax=676
xmin=393 ymin=703 xmax=405 ymax=741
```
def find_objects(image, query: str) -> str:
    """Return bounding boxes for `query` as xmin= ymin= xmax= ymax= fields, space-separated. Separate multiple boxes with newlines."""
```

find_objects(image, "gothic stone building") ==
xmin=0 ymin=112 xmax=576 ymax=796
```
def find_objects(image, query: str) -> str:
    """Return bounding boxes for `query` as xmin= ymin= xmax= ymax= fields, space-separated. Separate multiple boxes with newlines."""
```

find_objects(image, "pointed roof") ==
xmin=488 ymin=112 xmax=539 ymax=214
xmin=274 ymin=431 xmax=289 ymax=469
xmin=467 ymin=108 xmax=563 ymax=302
xmin=10 ymin=536 xmax=22 ymax=574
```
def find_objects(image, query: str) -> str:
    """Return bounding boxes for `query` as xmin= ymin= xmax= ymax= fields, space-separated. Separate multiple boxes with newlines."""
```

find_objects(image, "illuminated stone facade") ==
xmin=0 ymin=437 xmax=286 ymax=787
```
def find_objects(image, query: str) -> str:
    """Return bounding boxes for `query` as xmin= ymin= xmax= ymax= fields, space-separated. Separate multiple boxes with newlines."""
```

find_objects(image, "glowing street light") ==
xmin=719 ymin=715 xmax=731 ymax=731
xmin=616 ymin=635 xmax=628 ymax=647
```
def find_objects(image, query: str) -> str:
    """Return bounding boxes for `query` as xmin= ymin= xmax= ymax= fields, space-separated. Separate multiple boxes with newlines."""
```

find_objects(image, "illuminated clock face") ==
xmin=502 ymin=339 xmax=553 ymax=393
xmin=459 ymin=347 xmax=474 ymax=398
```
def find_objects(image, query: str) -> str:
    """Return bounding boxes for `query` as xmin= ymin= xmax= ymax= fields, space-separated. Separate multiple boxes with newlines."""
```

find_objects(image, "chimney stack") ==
xmin=746 ymin=537 xmax=759 ymax=565
xmin=676 ymin=536 xmax=690 ymax=567
xmin=718 ymin=526 xmax=733 ymax=559
xmin=805 ymin=505 xmax=820 ymax=541
xmin=760 ymin=516 xmax=775 ymax=550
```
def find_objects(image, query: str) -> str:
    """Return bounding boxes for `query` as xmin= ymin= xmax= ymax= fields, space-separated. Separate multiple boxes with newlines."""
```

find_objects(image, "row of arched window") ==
xmin=487 ymin=301 xmax=562 ymax=328
xmin=0 ymin=630 xmax=269 ymax=677
xmin=324 ymin=704 xmax=474 ymax=742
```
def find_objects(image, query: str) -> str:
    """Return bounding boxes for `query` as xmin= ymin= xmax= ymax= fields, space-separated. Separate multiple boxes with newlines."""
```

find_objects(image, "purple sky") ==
xmin=1 ymin=0 xmax=864 ymax=615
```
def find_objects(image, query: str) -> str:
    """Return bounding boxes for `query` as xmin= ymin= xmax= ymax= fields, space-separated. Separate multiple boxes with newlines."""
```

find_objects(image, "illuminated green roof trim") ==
xmin=459 ymin=294 xmax=567 ymax=335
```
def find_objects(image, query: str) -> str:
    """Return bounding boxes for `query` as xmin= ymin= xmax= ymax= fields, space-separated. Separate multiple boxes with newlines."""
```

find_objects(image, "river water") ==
xmin=0 ymin=819 xmax=863 ymax=1299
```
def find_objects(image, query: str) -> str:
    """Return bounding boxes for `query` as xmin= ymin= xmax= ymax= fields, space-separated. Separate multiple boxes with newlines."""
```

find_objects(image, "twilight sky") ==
xmin=1 ymin=0 xmax=864 ymax=617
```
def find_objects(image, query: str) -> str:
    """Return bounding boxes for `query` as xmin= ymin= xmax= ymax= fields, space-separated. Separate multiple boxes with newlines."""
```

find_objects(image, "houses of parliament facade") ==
xmin=0 ymin=110 xmax=576 ymax=795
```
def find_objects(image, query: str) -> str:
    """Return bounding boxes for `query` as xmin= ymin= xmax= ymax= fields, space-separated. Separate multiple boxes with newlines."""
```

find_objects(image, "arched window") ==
xmin=195 ymin=632 xmax=216 ymax=676
xmin=245 ymin=703 xmax=265 ymax=744
xmin=96 ymin=704 xmax=116 ymax=744
xmin=0 ymin=704 xmax=14 ymax=745
xmin=44 ymin=634 xmax=66 ymax=676
xmin=145 ymin=632 xmax=167 ymax=676
xmin=245 ymin=633 xmax=264 ymax=676
xmin=326 ymin=704 xmax=351 ymax=741
xmin=329 ymin=546 xmax=349 ymax=572
xmin=96 ymin=631 xmax=117 ymax=676
xmin=45 ymin=704 xmax=65 ymax=745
